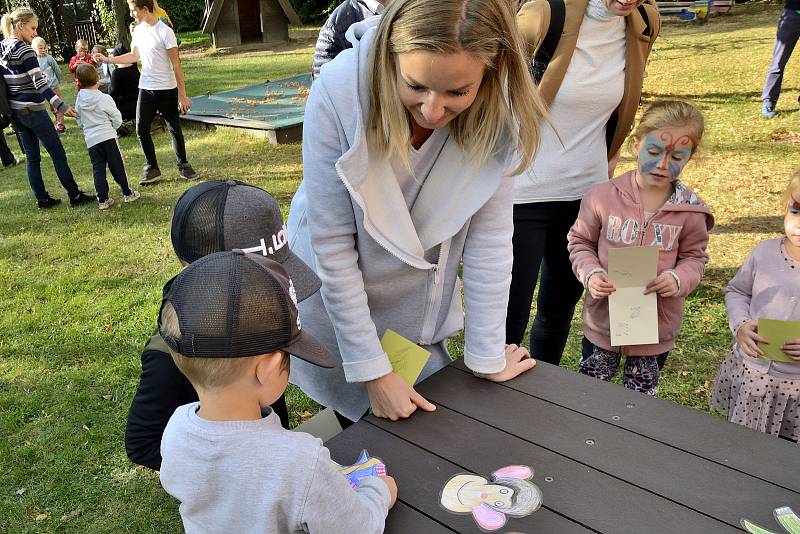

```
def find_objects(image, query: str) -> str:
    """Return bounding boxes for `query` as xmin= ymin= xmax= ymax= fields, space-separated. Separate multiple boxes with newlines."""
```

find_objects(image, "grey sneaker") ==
xmin=178 ymin=163 xmax=199 ymax=181
xmin=123 ymin=190 xmax=141 ymax=203
xmin=140 ymin=166 xmax=162 ymax=185
xmin=98 ymin=197 xmax=114 ymax=210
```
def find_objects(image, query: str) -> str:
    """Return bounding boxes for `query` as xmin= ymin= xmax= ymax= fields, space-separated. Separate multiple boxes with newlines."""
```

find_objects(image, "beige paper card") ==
xmin=293 ymin=407 xmax=343 ymax=442
xmin=607 ymin=246 xmax=660 ymax=346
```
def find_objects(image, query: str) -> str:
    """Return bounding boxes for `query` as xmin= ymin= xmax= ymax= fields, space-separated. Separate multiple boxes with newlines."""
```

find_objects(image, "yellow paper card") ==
xmin=380 ymin=329 xmax=431 ymax=386
xmin=757 ymin=318 xmax=800 ymax=363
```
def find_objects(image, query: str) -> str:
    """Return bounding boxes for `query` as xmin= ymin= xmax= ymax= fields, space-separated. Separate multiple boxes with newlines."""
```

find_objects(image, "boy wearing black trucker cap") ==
xmin=158 ymin=251 xmax=396 ymax=533
xmin=125 ymin=180 xmax=321 ymax=471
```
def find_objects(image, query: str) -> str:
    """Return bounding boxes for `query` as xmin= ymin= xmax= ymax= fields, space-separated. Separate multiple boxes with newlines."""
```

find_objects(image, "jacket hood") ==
xmin=612 ymin=170 xmax=715 ymax=231
xmin=76 ymin=88 xmax=104 ymax=111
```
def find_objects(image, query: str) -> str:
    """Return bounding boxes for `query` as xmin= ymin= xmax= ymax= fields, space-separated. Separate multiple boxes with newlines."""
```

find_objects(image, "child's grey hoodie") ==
xmin=288 ymin=18 xmax=516 ymax=420
xmin=75 ymin=88 xmax=121 ymax=148
xmin=160 ymin=402 xmax=391 ymax=533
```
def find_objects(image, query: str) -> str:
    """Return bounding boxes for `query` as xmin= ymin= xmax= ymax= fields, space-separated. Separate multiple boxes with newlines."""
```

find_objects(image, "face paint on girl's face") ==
xmin=788 ymin=199 xmax=800 ymax=215
xmin=785 ymin=195 xmax=800 ymax=250
xmin=636 ymin=127 xmax=694 ymax=187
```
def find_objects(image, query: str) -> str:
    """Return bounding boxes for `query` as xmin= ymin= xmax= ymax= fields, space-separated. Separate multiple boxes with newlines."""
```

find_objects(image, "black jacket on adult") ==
xmin=108 ymin=65 xmax=140 ymax=122
xmin=311 ymin=0 xmax=381 ymax=79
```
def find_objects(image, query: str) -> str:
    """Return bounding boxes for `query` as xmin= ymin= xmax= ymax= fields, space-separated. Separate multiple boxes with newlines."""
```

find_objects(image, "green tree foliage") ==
xmin=288 ymin=0 xmax=339 ymax=24
xmin=158 ymin=0 xmax=205 ymax=32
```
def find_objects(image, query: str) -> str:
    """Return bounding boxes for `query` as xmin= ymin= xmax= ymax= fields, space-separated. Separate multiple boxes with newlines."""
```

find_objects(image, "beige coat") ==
xmin=518 ymin=0 xmax=661 ymax=158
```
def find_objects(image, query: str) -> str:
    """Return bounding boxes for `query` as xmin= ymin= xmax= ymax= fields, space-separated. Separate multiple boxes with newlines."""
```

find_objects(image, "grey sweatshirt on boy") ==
xmin=160 ymin=402 xmax=391 ymax=534
xmin=75 ymin=88 xmax=122 ymax=148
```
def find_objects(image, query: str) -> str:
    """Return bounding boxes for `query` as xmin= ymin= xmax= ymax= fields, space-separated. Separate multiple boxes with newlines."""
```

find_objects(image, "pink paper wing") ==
xmin=472 ymin=504 xmax=507 ymax=531
xmin=492 ymin=465 xmax=533 ymax=480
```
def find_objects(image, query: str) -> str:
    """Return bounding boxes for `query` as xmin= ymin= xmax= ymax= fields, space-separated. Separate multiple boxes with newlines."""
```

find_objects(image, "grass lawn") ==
xmin=1 ymin=5 xmax=798 ymax=531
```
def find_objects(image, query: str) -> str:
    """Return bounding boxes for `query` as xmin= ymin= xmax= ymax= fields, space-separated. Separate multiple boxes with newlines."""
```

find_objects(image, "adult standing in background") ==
xmin=289 ymin=0 xmax=545 ymax=424
xmin=0 ymin=7 xmax=94 ymax=208
xmin=310 ymin=0 xmax=387 ymax=79
xmin=94 ymin=0 xmax=198 ymax=185
xmin=760 ymin=0 xmax=800 ymax=118
xmin=506 ymin=0 xmax=660 ymax=365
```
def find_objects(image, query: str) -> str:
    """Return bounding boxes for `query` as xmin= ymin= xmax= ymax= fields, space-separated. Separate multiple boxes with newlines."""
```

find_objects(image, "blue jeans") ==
xmin=88 ymin=139 xmax=132 ymax=202
xmin=762 ymin=8 xmax=800 ymax=106
xmin=12 ymin=108 xmax=80 ymax=201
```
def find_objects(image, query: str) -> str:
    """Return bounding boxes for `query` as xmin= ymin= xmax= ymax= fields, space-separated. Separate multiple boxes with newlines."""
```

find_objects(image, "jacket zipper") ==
xmin=419 ymin=239 xmax=450 ymax=345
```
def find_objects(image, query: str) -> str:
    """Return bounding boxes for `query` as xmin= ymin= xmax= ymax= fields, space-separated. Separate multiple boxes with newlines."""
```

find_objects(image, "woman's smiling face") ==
xmin=395 ymin=50 xmax=485 ymax=131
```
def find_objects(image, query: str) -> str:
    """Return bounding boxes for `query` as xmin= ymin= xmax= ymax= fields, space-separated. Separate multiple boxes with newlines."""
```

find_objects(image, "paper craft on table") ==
xmin=607 ymin=246 xmax=660 ymax=346
xmin=331 ymin=450 xmax=387 ymax=489
xmin=757 ymin=319 xmax=800 ymax=363
xmin=440 ymin=465 xmax=542 ymax=532
xmin=293 ymin=407 xmax=343 ymax=442
xmin=380 ymin=329 xmax=431 ymax=386
xmin=740 ymin=506 xmax=800 ymax=534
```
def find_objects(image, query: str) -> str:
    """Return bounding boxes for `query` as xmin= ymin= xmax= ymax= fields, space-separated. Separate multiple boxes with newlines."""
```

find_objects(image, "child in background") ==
xmin=74 ymin=63 xmax=139 ymax=210
xmin=108 ymin=43 xmax=139 ymax=136
xmin=31 ymin=36 xmax=64 ymax=133
xmin=567 ymin=100 xmax=714 ymax=395
xmin=69 ymin=38 xmax=97 ymax=90
xmin=711 ymin=172 xmax=800 ymax=442
xmin=158 ymin=250 xmax=397 ymax=533
xmin=91 ymin=44 xmax=112 ymax=93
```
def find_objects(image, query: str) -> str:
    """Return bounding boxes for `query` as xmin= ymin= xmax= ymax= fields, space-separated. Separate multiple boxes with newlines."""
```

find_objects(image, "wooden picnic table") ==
xmin=325 ymin=359 xmax=800 ymax=533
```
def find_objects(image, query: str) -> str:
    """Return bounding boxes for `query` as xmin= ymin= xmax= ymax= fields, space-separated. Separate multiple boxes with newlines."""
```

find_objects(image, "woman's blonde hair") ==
xmin=1 ymin=7 xmax=37 ymax=39
xmin=366 ymin=0 xmax=545 ymax=175
xmin=783 ymin=169 xmax=800 ymax=212
xmin=628 ymin=100 xmax=705 ymax=157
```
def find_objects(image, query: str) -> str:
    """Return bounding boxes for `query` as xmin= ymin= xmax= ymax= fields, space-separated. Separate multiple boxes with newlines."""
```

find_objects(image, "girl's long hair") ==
xmin=1 ymin=7 xmax=37 ymax=39
xmin=366 ymin=0 xmax=545 ymax=175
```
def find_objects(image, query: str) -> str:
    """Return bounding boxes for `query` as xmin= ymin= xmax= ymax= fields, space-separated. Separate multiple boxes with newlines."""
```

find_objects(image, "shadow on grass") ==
xmin=712 ymin=214 xmax=783 ymax=233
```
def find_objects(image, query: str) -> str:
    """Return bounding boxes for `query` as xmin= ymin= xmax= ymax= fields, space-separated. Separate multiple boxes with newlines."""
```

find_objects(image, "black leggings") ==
xmin=136 ymin=88 xmax=187 ymax=168
xmin=506 ymin=200 xmax=585 ymax=366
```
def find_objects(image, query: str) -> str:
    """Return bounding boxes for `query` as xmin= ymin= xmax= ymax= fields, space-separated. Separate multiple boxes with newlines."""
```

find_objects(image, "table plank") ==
xmin=420 ymin=367 xmax=800 ymax=530
xmin=367 ymin=407 xmax=740 ymax=534
xmin=452 ymin=360 xmax=800 ymax=493
xmin=386 ymin=502 xmax=456 ymax=534
xmin=326 ymin=420 xmax=592 ymax=533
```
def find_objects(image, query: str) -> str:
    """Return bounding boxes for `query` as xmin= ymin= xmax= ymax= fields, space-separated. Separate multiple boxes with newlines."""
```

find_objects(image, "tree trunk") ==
xmin=112 ymin=0 xmax=131 ymax=47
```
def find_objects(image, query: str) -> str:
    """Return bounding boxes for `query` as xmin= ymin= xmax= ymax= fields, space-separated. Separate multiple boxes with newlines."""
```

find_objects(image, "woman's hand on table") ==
xmin=476 ymin=344 xmax=536 ymax=382
xmin=366 ymin=372 xmax=436 ymax=421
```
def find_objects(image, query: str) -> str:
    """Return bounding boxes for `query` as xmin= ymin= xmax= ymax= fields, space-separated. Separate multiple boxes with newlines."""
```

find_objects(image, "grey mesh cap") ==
xmin=170 ymin=180 xmax=321 ymax=301
xmin=159 ymin=250 xmax=336 ymax=368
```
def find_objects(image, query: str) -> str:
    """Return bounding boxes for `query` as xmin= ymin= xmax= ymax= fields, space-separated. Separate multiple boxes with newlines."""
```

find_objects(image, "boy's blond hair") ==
xmin=31 ymin=36 xmax=46 ymax=51
xmin=160 ymin=301 xmax=288 ymax=389
xmin=75 ymin=38 xmax=89 ymax=50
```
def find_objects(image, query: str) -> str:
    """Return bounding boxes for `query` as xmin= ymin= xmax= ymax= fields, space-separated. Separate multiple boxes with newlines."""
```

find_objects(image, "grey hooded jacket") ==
xmin=288 ymin=19 xmax=515 ymax=420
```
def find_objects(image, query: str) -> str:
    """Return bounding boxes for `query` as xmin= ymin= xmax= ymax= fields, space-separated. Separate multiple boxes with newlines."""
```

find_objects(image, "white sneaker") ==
xmin=98 ymin=197 xmax=114 ymax=210
xmin=124 ymin=190 xmax=141 ymax=203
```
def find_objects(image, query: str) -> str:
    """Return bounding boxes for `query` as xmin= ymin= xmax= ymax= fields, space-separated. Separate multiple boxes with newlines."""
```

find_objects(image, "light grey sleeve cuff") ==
xmin=463 ymin=348 xmax=506 ymax=375
xmin=583 ymin=268 xmax=607 ymax=289
xmin=342 ymin=352 xmax=393 ymax=383
xmin=664 ymin=270 xmax=681 ymax=292
xmin=357 ymin=476 xmax=392 ymax=509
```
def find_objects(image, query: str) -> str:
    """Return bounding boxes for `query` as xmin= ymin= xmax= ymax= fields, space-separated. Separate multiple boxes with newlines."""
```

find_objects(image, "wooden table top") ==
xmin=325 ymin=360 xmax=800 ymax=533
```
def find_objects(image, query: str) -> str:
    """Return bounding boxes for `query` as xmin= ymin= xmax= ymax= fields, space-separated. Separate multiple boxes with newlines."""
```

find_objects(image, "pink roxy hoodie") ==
xmin=568 ymin=170 xmax=714 ymax=356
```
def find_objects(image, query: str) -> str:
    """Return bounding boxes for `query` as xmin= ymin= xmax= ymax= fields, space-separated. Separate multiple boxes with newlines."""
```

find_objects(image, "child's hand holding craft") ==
xmin=587 ymin=272 xmax=615 ymax=299
xmin=644 ymin=272 xmax=679 ymax=297
xmin=379 ymin=475 xmax=398 ymax=508
xmin=781 ymin=338 xmax=800 ymax=360
xmin=735 ymin=320 xmax=768 ymax=358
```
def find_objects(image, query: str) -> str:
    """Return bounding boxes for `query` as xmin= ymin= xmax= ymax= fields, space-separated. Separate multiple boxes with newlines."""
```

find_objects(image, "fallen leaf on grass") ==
xmin=298 ymin=410 xmax=314 ymax=421
xmin=103 ymin=324 xmax=112 ymax=332
xmin=60 ymin=509 xmax=81 ymax=521
xmin=15 ymin=487 xmax=26 ymax=495
xmin=82 ymin=424 xmax=91 ymax=431
xmin=34 ymin=513 xmax=48 ymax=521
xmin=101 ymin=394 xmax=113 ymax=401
xmin=679 ymin=370 xmax=689 ymax=376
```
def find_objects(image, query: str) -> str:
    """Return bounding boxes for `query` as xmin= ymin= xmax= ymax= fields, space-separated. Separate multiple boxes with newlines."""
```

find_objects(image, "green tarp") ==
xmin=185 ymin=73 xmax=311 ymax=130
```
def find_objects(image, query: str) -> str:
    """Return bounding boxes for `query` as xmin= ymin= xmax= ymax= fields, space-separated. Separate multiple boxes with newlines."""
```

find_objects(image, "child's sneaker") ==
xmin=37 ymin=196 xmax=61 ymax=209
xmin=762 ymin=103 xmax=777 ymax=119
xmin=178 ymin=163 xmax=199 ymax=181
xmin=124 ymin=190 xmax=141 ymax=203
xmin=98 ymin=197 xmax=114 ymax=210
xmin=140 ymin=165 xmax=162 ymax=185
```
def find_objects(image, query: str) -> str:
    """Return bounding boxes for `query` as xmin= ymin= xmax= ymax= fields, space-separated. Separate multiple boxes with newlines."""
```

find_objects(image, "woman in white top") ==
xmin=288 ymin=0 xmax=545 ymax=423
xmin=506 ymin=0 xmax=660 ymax=365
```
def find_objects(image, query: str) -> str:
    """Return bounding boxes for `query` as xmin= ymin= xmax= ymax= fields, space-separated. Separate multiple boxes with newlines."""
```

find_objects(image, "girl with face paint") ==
xmin=567 ymin=100 xmax=714 ymax=396
xmin=711 ymin=171 xmax=800 ymax=442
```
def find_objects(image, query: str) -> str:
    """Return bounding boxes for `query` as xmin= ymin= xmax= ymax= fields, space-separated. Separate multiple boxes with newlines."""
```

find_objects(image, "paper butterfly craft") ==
xmin=440 ymin=465 xmax=542 ymax=532
xmin=332 ymin=449 xmax=387 ymax=489
xmin=741 ymin=506 xmax=800 ymax=534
